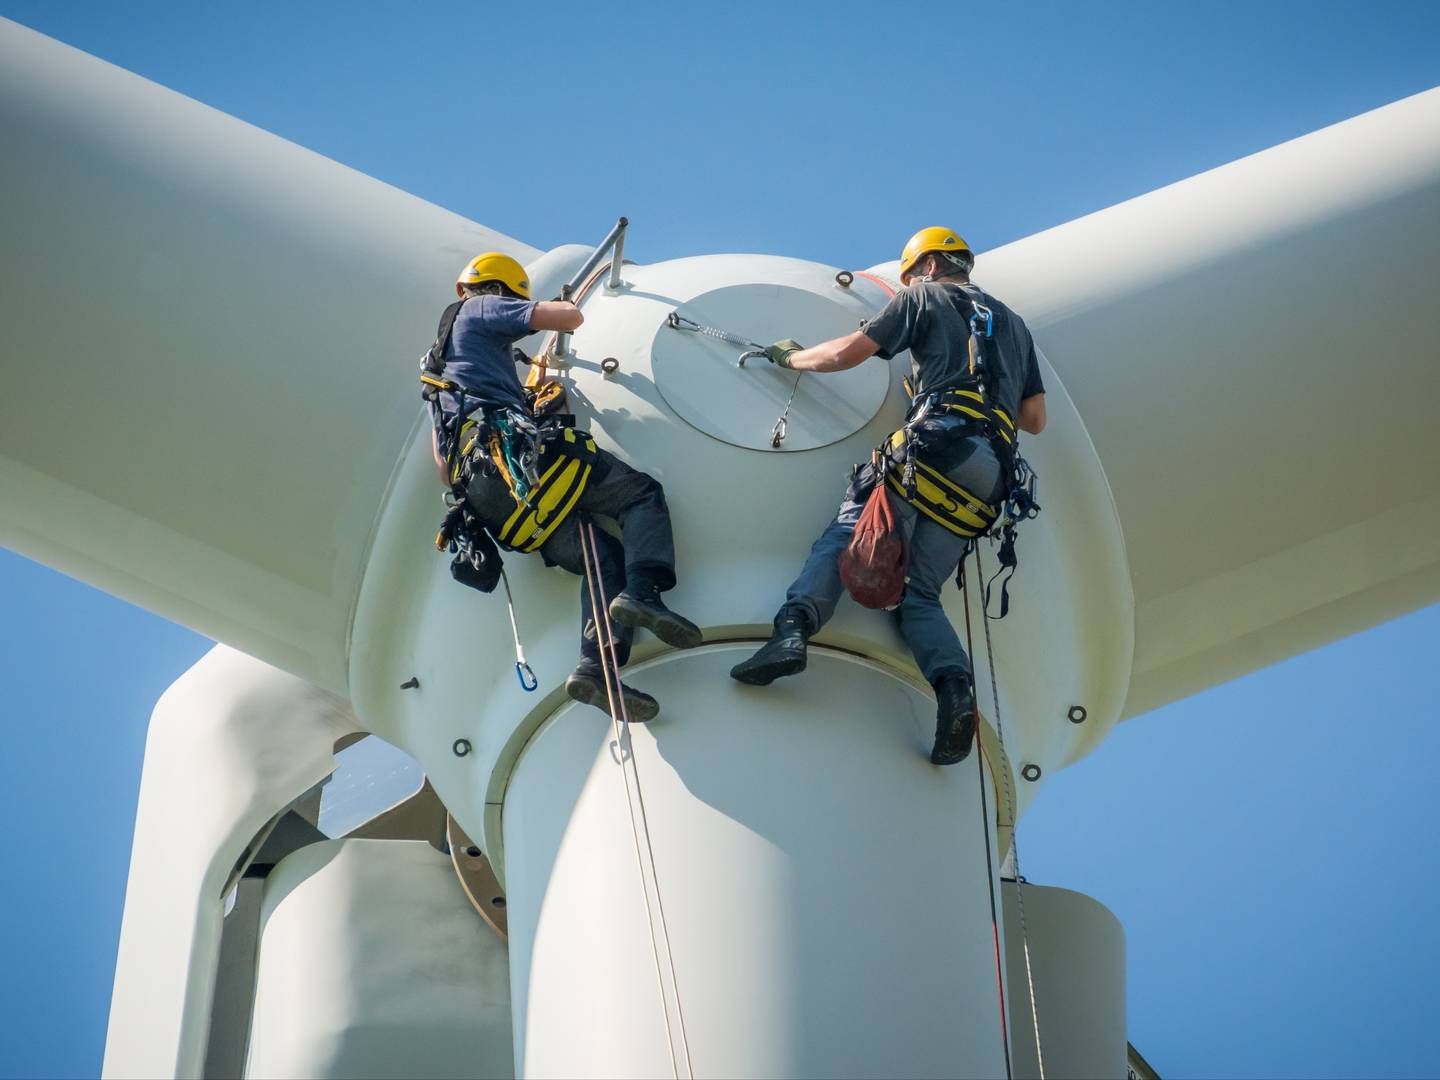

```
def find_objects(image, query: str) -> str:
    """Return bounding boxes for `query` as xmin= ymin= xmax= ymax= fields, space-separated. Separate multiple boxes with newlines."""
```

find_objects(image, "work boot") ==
xmin=729 ymin=608 xmax=811 ymax=686
xmin=608 ymin=572 xmax=703 ymax=650
xmin=930 ymin=673 xmax=977 ymax=765
xmin=565 ymin=660 xmax=660 ymax=723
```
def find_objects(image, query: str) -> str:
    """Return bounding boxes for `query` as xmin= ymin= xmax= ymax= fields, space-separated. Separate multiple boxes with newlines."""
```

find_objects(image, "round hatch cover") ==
xmin=651 ymin=284 xmax=891 ymax=452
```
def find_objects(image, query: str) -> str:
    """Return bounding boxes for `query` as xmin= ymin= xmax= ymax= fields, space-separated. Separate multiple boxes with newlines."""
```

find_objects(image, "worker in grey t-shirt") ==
xmin=729 ymin=227 xmax=1046 ymax=765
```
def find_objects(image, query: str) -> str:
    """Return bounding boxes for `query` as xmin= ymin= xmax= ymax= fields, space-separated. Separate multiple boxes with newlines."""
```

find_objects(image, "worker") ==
xmin=430 ymin=253 xmax=702 ymax=720
xmin=729 ymin=228 xmax=1046 ymax=764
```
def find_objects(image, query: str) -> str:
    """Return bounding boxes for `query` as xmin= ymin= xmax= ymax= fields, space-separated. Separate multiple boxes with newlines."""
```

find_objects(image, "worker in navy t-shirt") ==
xmin=429 ymin=253 xmax=702 ymax=721
xmin=730 ymin=228 xmax=1047 ymax=766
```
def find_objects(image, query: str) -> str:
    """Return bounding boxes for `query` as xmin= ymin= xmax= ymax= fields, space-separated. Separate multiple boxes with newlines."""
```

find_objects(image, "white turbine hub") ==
xmin=651 ymin=284 xmax=891 ymax=451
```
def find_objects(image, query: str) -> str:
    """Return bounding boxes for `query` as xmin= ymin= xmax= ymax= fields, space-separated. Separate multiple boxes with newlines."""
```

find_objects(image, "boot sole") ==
xmin=729 ymin=652 xmax=807 ymax=686
xmin=608 ymin=596 xmax=703 ymax=650
xmin=565 ymin=674 xmax=659 ymax=723
xmin=930 ymin=715 xmax=976 ymax=765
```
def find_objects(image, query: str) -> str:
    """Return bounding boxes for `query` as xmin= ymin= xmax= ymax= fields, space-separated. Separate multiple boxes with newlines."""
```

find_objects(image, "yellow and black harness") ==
xmin=883 ymin=388 xmax=1019 ymax=540
xmin=424 ymin=373 xmax=597 ymax=556
xmin=878 ymin=296 xmax=1040 ymax=616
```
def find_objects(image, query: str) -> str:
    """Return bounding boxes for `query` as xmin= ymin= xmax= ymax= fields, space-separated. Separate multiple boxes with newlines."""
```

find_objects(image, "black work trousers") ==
xmin=464 ymin=447 xmax=678 ymax=666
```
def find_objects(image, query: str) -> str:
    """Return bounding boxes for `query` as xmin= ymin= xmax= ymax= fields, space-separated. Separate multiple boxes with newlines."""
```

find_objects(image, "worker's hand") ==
xmin=765 ymin=339 xmax=805 ymax=368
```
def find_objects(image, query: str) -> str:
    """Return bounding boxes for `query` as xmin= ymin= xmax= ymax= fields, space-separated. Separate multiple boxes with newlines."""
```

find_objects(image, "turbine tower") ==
xmin=3 ymin=18 xmax=1438 ymax=1079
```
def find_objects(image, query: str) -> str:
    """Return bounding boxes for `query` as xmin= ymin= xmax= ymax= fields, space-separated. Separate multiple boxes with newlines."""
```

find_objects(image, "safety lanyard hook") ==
xmin=515 ymin=660 xmax=538 ymax=692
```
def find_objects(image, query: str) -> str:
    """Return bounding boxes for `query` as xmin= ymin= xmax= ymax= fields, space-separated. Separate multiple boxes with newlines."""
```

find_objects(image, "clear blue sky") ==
xmin=2 ymin=3 xmax=1438 ymax=1077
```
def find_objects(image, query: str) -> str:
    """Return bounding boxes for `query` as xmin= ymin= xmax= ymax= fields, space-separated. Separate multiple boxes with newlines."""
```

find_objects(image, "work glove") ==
xmin=765 ymin=339 xmax=805 ymax=368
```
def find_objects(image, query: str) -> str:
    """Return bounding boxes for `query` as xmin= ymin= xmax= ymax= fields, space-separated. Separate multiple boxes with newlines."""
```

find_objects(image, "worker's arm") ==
xmin=767 ymin=330 xmax=879 ymax=373
xmin=529 ymin=301 xmax=583 ymax=333
xmin=1018 ymin=393 xmax=1046 ymax=435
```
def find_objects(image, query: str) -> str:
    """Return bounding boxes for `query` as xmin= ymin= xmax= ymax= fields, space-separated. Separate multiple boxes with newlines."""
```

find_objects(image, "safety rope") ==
xmin=958 ymin=558 xmax=1014 ymax=1080
xmin=578 ymin=521 xmax=695 ymax=1080
xmin=968 ymin=543 xmax=1047 ymax=1079
xmin=498 ymin=569 xmax=538 ymax=691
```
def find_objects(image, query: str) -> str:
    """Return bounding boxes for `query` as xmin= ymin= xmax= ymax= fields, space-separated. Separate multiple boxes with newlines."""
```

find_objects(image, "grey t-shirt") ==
xmin=863 ymin=281 xmax=1044 ymax=425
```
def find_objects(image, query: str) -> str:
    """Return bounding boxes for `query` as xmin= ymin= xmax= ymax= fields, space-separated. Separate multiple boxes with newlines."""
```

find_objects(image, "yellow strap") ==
xmin=523 ymin=463 xmax=592 ymax=551
xmin=499 ymin=454 xmax=568 ymax=540
xmin=887 ymin=472 xmax=987 ymax=537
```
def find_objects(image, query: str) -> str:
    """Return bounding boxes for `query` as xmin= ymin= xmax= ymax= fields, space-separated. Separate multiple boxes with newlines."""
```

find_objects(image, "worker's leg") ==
xmin=576 ymin=450 xmax=677 ymax=589
xmin=540 ymin=520 xmax=658 ymax=722
xmin=893 ymin=436 xmax=1005 ymax=763
xmin=730 ymin=466 xmax=870 ymax=685
xmin=580 ymin=450 xmax=701 ymax=650
xmin=894 ymin=513 xmax=972 ymax=683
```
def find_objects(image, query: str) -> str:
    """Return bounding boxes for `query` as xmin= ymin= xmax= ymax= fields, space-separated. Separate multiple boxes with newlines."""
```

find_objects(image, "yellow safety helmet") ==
xmin=456 ymin=252 xmax=531 ymax=300
xmin=898 ymin=226 xmax=972 ymax=282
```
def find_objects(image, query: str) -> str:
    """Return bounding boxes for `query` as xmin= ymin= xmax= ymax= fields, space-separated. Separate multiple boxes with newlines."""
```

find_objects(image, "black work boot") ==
xmin=930 ymin=673 xmax=977 ymax=765
xmin=608 ymin=571 xmax=703 ymax=650
xmin=730 ymin=608 xmax=811 ymax=686
xmin=565 ymin=660 xmax=660 ymax=723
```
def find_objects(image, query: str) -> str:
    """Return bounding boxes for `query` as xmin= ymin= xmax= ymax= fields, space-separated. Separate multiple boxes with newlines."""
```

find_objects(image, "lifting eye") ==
xmin=835 ymin=270 xmax=854 ymax=287
xmin=1020 ymin=763 xmax=1042 ymax=782
xmin=601 ymin=357 xmax=620 ymax=375
xmin=1067 ymin=704 xmax=1087 ymax=724
xmin=452 ymin=738 xmax=472 ymax=758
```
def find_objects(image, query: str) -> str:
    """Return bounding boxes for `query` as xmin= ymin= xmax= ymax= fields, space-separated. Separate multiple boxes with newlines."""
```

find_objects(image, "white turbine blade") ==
xmin=0 ymin=18 xmax=537 ymax=690
xmin=976 ymin=87 xmax=1440 ymax=715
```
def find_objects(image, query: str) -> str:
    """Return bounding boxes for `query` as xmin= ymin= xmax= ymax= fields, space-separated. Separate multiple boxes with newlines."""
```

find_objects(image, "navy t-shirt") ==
xmin=434 ymin=294 xmax=537 ymax=427
xmin=863 ymin=281 xmax=1044 ymax=426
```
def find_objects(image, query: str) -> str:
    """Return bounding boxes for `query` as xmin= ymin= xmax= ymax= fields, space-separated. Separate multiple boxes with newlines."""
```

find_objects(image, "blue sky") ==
xmin=2 ymin=3 xmax=1438 ymax=1077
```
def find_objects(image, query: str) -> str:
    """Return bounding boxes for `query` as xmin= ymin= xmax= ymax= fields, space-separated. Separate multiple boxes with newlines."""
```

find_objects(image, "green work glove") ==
xmin=765 ymin=339 xmax=804 ymax=368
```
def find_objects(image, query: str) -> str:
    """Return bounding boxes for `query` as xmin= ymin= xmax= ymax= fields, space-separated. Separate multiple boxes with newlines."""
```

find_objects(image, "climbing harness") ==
xmin=665 ymin=311 xmax=803 ymax=448
xmin=578 ymin=521 xmax=695 ymax=1080
xmin=666 ymin=311 xmax=768 ymax=367
xmin=883 ymin=288 xmax=1041 ymax=616
xmin=499 ymin=569 xmax=537 ymax=692
xmin=959 ymin=551 xmax=1047 ymax=1079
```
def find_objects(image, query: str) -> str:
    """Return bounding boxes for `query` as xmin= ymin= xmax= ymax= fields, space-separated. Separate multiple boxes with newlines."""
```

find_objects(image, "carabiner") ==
xmin=515 ymin=661 xmax=538 ymax=692
xmin=771 ymin=414 xmax=788 ymax=448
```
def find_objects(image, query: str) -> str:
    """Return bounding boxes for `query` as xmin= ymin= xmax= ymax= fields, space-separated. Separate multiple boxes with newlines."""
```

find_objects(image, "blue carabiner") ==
xmin=515 ymin=661 xmax=538 ymax=692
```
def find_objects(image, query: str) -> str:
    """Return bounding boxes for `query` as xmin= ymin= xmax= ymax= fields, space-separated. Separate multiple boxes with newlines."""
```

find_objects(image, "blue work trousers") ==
xmin=782 ymin=434 xmax=1004 ymax=684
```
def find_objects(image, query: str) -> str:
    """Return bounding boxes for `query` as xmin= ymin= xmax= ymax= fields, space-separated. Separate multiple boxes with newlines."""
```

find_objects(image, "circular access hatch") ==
xmin=651 ymin=284 xmax=891 ymax=452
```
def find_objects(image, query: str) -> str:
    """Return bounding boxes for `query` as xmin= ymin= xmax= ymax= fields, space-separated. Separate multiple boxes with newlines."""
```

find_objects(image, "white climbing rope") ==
xmin=973 ymin=541 xmax=1047 ymax=1080
xmin=578 ymin=521 xmax=695 ymax=1080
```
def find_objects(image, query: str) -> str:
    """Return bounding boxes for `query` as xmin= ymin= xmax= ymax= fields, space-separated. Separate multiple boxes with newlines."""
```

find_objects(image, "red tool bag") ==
xmin=840 ymin=483 xmax=908 ymax=609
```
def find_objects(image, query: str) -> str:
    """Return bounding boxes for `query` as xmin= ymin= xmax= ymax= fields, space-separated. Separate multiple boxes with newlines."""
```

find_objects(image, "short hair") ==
xmin=462 ymin=280 xmax=524 ymax=300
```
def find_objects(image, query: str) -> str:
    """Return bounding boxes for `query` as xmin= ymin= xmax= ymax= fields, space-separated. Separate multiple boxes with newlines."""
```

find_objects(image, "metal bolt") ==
xmin=1020 ymin=763 xmax=1043 ymax=782
xmin=399 ymin=676 xmax=419 ymax=690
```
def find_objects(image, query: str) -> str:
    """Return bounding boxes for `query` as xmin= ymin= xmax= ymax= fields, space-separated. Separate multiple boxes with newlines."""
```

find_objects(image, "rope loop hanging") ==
xmin=577 ymin=520 xmax=695 ymax=1080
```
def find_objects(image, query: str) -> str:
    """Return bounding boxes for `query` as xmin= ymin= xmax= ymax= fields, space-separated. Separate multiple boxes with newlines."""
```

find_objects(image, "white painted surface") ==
xmin=102 ymin=647 xmax=359 ymax=1079
xmin=503 ymin=646 xmax=1010 ymax=1079
xmin=246 ymin=840 xmax=513 ymax=1080
xmin=348 ymin=250 xmax=1129 ymax=866
xmin=1001 ymin=883 xmax=1127 ymax=1079
xmin=0 ymin=18 xmax=536 ymax=691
